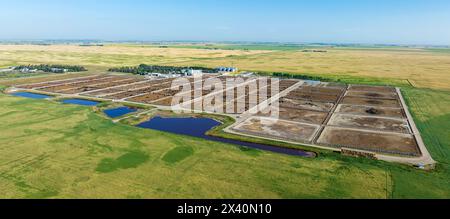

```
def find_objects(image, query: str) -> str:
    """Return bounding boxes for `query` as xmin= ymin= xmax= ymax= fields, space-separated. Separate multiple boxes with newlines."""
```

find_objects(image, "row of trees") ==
xmin=108 ymin=64 xmax=218 ymax=75
xmin=271 ymin=72 xmax=333 ymax=82
xmin=14 ymin=64 xmax=87 ymax=73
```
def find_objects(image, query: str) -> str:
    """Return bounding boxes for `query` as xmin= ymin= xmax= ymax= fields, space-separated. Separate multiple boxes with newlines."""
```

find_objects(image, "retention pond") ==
xmin=137 ymin=116 xmax=315 ymax=157
xmin=104 ymin=107 xmax=138 ymax=118
xmin=62 ymin=99 xmax=100 ymax=106
xmin=12 ymin=92 xmax=51 ymax=99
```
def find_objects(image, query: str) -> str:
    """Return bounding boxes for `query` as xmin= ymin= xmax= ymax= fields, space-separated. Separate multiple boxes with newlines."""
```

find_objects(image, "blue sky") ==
xmin=1 ymin=0 xmax=450 ymax=45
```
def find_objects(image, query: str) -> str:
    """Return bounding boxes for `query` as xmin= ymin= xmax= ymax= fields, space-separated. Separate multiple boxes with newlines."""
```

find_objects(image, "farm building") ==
xmin=216 ymin=67 xmax=238 ymax=73
xmin=182 ymin=69 xmax=203 ymax=76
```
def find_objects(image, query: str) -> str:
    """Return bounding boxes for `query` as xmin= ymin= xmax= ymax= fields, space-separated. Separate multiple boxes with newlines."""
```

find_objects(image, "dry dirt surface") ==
xmin=103 ymin=83 xmax=173 ymax=99
xmin=84 ymin=79 xmax=172 ymax=96
xmin=233 ymin=117 xmax=319 ymax=143
xmin=296 ymin=86 xmax=346 ymax=96
xmin=37 ymin=76 xmax=126 ymax=93
xmin=84 ymin=78 xmax=141 ymax=89
xmin=258 ymin=107 xmax=328 ymax=124
xmin=349 ymin=85 xmax=396 ymax=93
xmin=279 ymin=98 xmax=334 ymax=112
xmin=345 ymin=90 xmax=398 ymax=100
xmin=15 ymin=75 xmax=108 ymax=89
xmin=328 ymin=114 xmax=410 ymax=134
xmin=126 ymin=92 xmax=169 ymax=103
xmin=57 ymin=77 xmax=136 ymax=94
xmin=285 ymin=92 xmax=341 ymax=103
xmin=279 ymin=80 xmax=299 ymax=90
xmin=317 ymin=127 xmax=420 ymax=156
xmin=342 ymin=96 xmax=401 ymax=108
xmin=152 ymin=97 xmax=176 ymax=106
xmin=336 ymin=104 xmax=405 ymax=118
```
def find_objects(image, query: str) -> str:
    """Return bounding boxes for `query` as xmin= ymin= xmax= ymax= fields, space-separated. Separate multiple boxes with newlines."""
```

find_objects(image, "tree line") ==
xmin=271 ymin=72 xmax=333 ymax=82
xmin=108 ymin=64 xmax=218 ymax=75
xmin=14 ymin=64 xmax=87 ymax=73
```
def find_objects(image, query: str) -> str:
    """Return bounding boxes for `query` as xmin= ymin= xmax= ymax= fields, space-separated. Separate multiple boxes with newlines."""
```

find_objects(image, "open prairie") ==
xmin=0 ymin=44 xmax=449 ymax=198
xmin=1 ymin=44 xmax=450 ymax=90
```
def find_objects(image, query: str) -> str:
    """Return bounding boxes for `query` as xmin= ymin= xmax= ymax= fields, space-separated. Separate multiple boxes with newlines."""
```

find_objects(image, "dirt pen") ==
xmin=230 ymin=81 xmax=425 ymax=159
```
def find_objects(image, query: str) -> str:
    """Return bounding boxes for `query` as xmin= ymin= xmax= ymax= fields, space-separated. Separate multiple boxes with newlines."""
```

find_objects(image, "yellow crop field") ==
xmin=174 ymin=49 xmax=450 ymax=91
xmin=1 ymin=45 xmax=449 ymax=90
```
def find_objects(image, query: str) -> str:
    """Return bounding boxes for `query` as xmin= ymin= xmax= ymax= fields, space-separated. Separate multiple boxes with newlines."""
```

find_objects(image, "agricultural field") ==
xmin=1 ymin=44 xmax=450 ymax=90
xmin=0 ymin=43 xmax=449 ymax=199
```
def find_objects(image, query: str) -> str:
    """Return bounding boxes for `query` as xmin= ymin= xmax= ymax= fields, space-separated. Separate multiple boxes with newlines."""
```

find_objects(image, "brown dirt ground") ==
xmin=279 ymin=98 xmax=334 ymax=112
xmin=234 ymin=117 xmax=319 ymax=143
xmin=38 ymin=84 xmax=76 ymax=92
xmin=328 ymin=114 xmax=410 ymax=134
xmin=14 ymin=75 xmax=108 ymax=89
xmin=84 ymin=88 xmax=124 ymax=96
xmin=285 ymin=92 xmax=340 ymax=103
xmin=342 ymin=96 xmax=401 ymax=108
xmin=296 ymin=86 xmax=345 ymax=96
xmin=126 ymin=92 xmax=169 ymax=103
xmin=317 ymin=127 xmax=420 ymax=156
xmin=152 ymin=97 xmax=175 ymax=106
xmin=336 ymin=104 xmax=405 ymax=118
xmin=258 ymin=107 xmax=328 ymax=124
xmin=346 ymin=90 xmax=398 ymax=100
xmin=103 ymin=84 xmax=172 ymax=99
xmin=59 ymin=78 xmax=143 ymax=94
xmin=87 ymin=79 xmax=173 ymax=96
xmin=38 ymin=76 xmax=125 ymax=93
xmin=279 ymin=80 xmax=298 ymax=90
xmin=349 ymin=85 xmax=396 ymax=93
xmin=89 ymin=78 xmax=142 ymax=89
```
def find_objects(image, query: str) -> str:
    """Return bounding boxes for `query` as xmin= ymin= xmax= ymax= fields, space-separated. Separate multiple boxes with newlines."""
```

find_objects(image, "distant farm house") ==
xmin=50 ymin=68 xmax=68 ymax=73
xmin=182 ymin=69 xmax=203 ymax=76
xmin=15 ymin=67 xmax=37 ymax=73
xmin=145 ymin=72 xmax=182 ymax=79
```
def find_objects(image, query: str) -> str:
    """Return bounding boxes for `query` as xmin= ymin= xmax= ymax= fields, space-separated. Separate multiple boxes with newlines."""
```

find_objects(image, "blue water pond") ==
xmin=12 ymin=92 xmax=51 ymax=99
xmin=137 ymin=116 xmax=313 ymax=157
xmin=62 ymin=99 xmax=100 ymax=106
xmin=104 ymin=106 xmax=138 ymax=118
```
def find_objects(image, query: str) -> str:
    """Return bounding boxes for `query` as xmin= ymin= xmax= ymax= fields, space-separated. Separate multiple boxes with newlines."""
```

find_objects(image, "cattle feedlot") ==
xmin=6 ymin=73 xmax=435 ymax=166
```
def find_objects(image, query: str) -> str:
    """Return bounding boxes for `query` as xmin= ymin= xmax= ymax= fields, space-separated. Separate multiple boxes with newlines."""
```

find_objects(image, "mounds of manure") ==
xmin=366 ymin=93 xmax=382 ymax=97
xmin=162 ymin=146 xmax=194 ymax=164
xmin=96 ymin=151 xmax=149 ymax=173
xmin=366 ymin=108 xmax=379 ymax=115
xmin=304 ymin=102 xmax=317 ymax=107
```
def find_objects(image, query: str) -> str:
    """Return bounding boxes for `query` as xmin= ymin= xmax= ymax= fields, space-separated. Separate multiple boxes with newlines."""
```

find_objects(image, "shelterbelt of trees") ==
xmin=271 ymin=72 xmax=333 ymax=82
xmin=14 ymin=64 xmax=87 ymax=73
xmin=108 ymin=64 xmax=218 ymax=75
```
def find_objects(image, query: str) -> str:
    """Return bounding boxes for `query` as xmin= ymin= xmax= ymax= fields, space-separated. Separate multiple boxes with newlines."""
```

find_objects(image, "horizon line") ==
xmin=0 ymin=39 xmax=449 ymax=47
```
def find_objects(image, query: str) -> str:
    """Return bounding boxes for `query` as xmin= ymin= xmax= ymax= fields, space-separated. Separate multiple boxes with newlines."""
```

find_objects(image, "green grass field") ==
xmin=0 ymin=43 xmax=449 ymax=199
xmin=0 ymin=94 xmax=395 ymax=198
xmin=0 ymin=88 xmax=448 ymax=198
xmin=391 ymin=88 xmax=450 ymax=198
